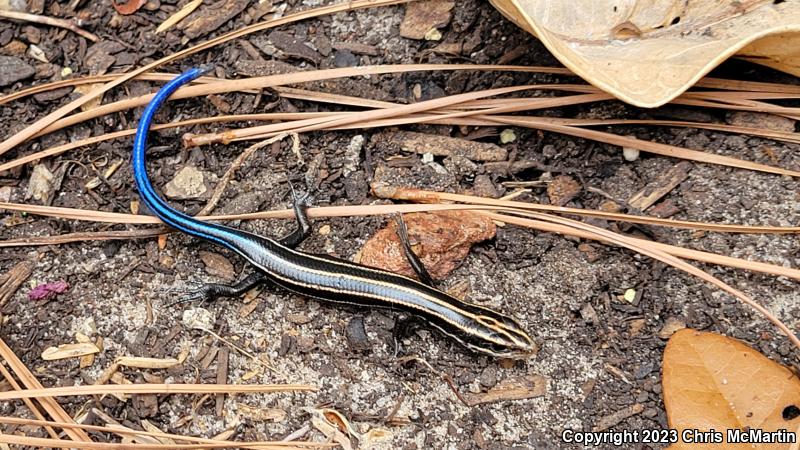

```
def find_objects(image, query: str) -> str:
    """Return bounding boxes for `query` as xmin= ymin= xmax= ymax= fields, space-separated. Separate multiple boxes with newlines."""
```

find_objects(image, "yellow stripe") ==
xmin=241 ymin=243 xmax=529 ymax=349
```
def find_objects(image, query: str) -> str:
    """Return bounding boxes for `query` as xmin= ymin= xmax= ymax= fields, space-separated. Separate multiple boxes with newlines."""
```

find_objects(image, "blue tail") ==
xmin=132 ymin=68 xmax=239 ymax=250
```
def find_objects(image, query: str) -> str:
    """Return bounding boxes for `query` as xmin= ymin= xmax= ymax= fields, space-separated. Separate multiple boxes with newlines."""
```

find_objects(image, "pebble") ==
xmin=622 ymin=147 xmax=640 ymax=161
xmin=345 ymin=316 xmax=370 ymax=352
xmin=182 ymin=307 xmax=215 ymax=331
xmin=0 ymin=55 xmax=35 ymax=87
xmin=726 ymin=111 xmax=795 ymax=132
xmin=499 ymin=129 xmax=516 ymax=144
xmin=164 ymin=166 xmax=209 ymax=199
xmin=25 ymin=163 xmax=54 ymax=203
xmin=199 ymin=251 xmax=235 ymax=280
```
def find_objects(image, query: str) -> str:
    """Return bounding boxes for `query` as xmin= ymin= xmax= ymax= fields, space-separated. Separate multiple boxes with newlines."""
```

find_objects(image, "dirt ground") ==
xmin=1 ymin=1 xmax=799 ymax=449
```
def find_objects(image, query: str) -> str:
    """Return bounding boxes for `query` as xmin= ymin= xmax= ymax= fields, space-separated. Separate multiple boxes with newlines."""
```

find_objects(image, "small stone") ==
xmin=287 ymin=313 xmax=313 ymax=325
xmin=199 ymin=251 xmax=235 ymax=280
xmin=658 ymin=317 xmax=686 ymax=339
xmin=25 ymin=164 xmax=54 ymax=203
xmin=623 ymin=288 xmax=637 ymax=303
xmin=74 ymin=318 xmax=97 ymax=337
xmin=159 ymin=255 xmax=176 ymax=268
xmin=0 ymin=186 xmax=13 ymax=206
xmin=164 ymin=166 xmax=209 ymax=199
xmin=2 ymin=40 xmax=27 ymax=56
xmin=726 ymin=111 xmax=795 ymax=133
xmin=580 ymin=303 xmax=598 ymax=325
xmin=0 ymin=55 xmax=35 ymax=87
xmin=649 ymin=199 xmax=680 ymax=218
xmin=3 ymin=0 xmax=27 ymax=11
xmin=345 ymin=316 xmax=370 ymax=352
xmin=424 ymin=28 xmax=442 ymax=41
xmin=182 ymin=307 xmax=215 ymax=331
xmin=499 ymin=129 xmax=516 ymax=144
xmin=479 ymin=366 xmax=497 ymax=388
xmin=318 ymin=224 xmax=331 ymax=235
xmin=27 ymin=44 xmax=48 ymax=63
xmin=471 ymin=174 xmax=499 ymax=198
xmin=622 ymin=147 xmax=640 ymax=161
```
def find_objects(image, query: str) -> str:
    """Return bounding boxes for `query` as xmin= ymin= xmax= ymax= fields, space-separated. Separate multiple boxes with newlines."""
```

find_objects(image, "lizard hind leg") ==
xmin=280 ymin=181 xmax=312 ymax=248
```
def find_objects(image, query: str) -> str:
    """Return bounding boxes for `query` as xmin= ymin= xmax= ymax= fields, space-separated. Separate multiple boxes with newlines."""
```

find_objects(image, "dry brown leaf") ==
xmin=491 ymin=0 xmax=800 ymax=107
xmin=739 ymin=32 xmax=800 ymax=77
xmin=663 ymin=329 xmax=800 ymax=449
xmin=306 ymin=407 xmax=356 ymax=450
xmin=112 ymin=0 xmax=147 ymax=15
xmin=358 ymin=210 xmax=496 ymax=280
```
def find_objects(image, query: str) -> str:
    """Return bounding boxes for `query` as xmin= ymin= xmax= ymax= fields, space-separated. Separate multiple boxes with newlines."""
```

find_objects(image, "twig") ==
xmin=0 ymin=416 xmax=326 ymax=449
xmin=1 ymin=201 xmax=799 ymax=279
xmin=0 ymin=338 xmax=92 ymax=442
xmin=0 ymin=0 xmax=421 ymax=155
xmin=0 ymin=10 xmax=98 ymax=42
xmin=0 ymin=227 xmax=168 ymax=247
xmin=0 ymin=382 xmax=316 ymax=400
xmin=198 ymin=134 xmax=289 ymax=216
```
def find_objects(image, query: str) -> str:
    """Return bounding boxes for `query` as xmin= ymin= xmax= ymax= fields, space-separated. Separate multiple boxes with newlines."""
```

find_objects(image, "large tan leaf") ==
xmin=739 ymin=32 xmax=800 ymax=77
xmin=663 ymin=329 xmax=800 ymax=449
xmin=491 ymin=0 xmax=800 ymax=107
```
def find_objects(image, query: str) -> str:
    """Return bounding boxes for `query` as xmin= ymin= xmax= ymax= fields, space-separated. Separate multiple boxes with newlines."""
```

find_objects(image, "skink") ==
xmin=132 ymin=68 xmax=536 ymax=359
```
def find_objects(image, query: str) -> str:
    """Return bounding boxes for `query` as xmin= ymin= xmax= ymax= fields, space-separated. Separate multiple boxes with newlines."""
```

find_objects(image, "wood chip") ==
xmin=156 ymin=0 xmax=202 ymax=34
xmin=628 ymin=161 xmax=691 ymax=211
xmin=140 ymin=420 xmax=175 ymax=445
xmin=331 ymin=41 xmax=381 ymax=56
xmin=112 ymin=0 xmax=147 ymax=15
xmin=115 ymin=356 xmax=180 ymax=369
xmin=178 ymin=0 xmax=249 ymax=40
xmin=0 ymin=260 xmax=33 ymax=306
xmin=373 ymin=131 xmax=508 ymax=161
xmin=463 ymin=375 xmax=547 ymax=405
xmin=41 ymin=342 xmax=100 ymax=361
xmin=658 ymin=317 xmax=686 ymax=339
xmin=399 ymin=0 xmax=455 ymax=40
xmin=215 ymin=347 xmax=229 ymax=416
xmin=592 ymin=403 xmax=644 ymax=432
xmin=547 ymin=175 xmax=581 ymax=206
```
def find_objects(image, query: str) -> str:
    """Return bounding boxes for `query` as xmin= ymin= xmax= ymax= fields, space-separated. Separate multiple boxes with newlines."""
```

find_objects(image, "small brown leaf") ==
xmin=663 ymin=329 xmax=800 ymax=449
xmin=358 ymin=211 xmax=495 ymax=280
xmin=112 ymin=0 xmax=147 ymax=15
